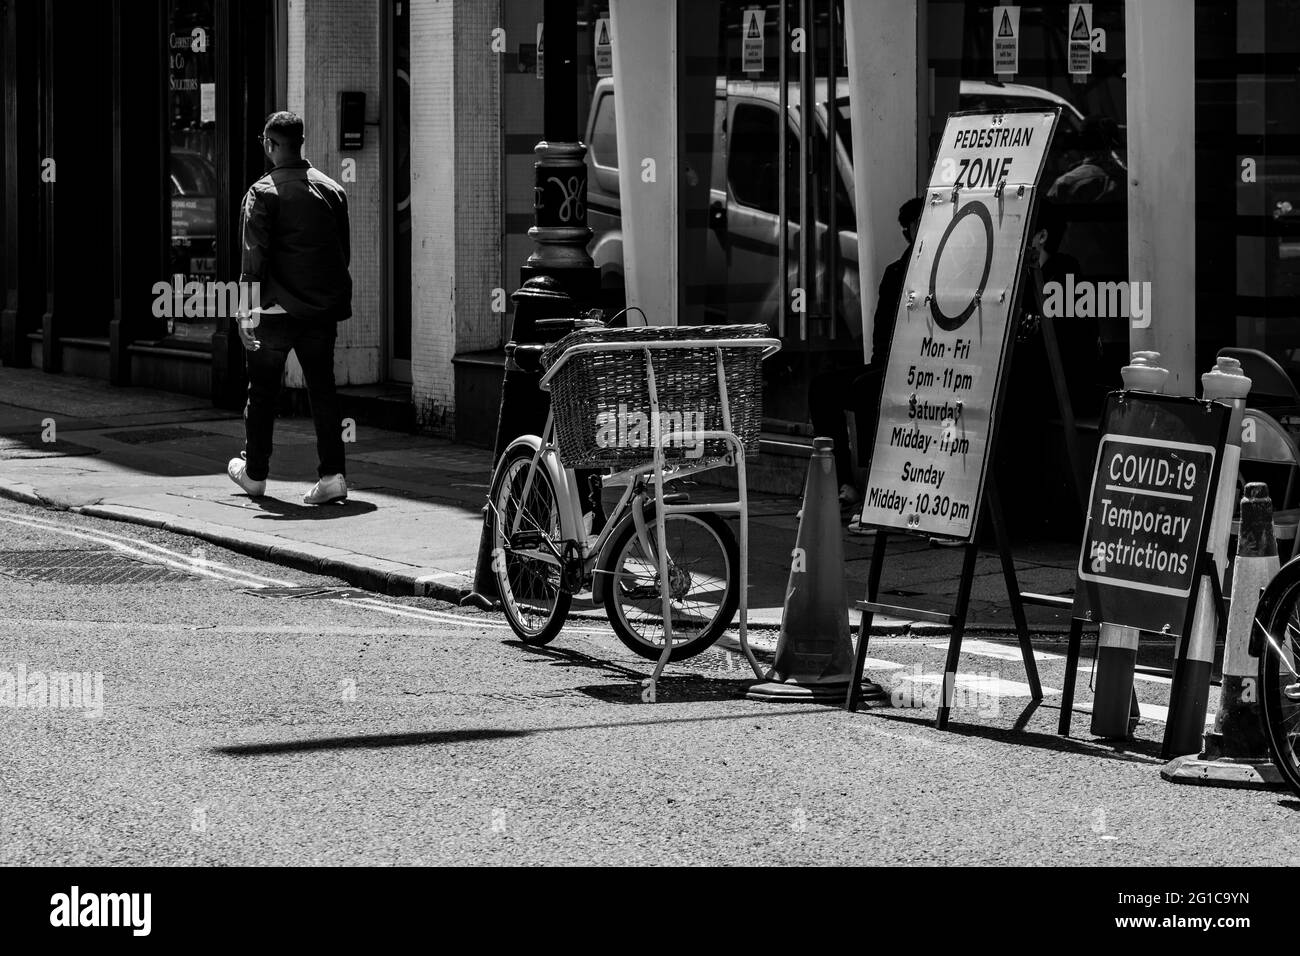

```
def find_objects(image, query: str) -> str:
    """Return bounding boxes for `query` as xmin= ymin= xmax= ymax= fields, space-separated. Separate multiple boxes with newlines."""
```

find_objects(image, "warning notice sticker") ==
xmin=595 ymin=17 xmax=612 ymax=76
xmin=742 ymin=8 xmax=765 ymax=74
xmin=859 ymin=109 xmax=1059 ymax=540
xmin=1068 ymin=3 xmax=1092 ymax=76
xmin=993 ymin=5 xmax=1020 ymax=75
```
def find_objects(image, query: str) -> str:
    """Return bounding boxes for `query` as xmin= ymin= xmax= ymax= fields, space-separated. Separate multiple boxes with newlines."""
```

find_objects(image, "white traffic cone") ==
xmin=1162 ymin=482 xmax=1285 ymax=787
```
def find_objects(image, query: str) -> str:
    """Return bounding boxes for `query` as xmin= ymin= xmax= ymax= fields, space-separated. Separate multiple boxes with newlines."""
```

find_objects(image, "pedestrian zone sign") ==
xmin=742 ymin=8 xmax=765 ymax=74
xmin=993 ymin=5 xmax=1019 ymax=76
xmin=859 ymin=108 xmax=1059 ymax=541
xmin=1068 ymin=4 xmax=1093 ymax=77
xmin=595 ymin=18 xmax=612 ymax=77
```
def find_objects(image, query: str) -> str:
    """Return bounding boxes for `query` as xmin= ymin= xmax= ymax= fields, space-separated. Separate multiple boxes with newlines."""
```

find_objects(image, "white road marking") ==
xmin=337 ymin=596 xmax=614 ymax=637
xmin=860 ymin=657 xmax=907 ymax=671
xmin=926 ymin=638 xmax=1064 ymax=663
xmin=1073 ymin=699 xmax=1216 ymax=727
xmin=900 ymin=672 xmax=1060 ymax=698
xmin=0 ymin=508 xmax=617 ymax=639
xmin=0 ymin=512 xmax=288 ymax=588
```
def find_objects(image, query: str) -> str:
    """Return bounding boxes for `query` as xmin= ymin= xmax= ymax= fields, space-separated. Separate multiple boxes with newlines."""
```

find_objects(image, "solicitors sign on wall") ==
xmin=859 ymin=108 xmax=1059 ymax=541
xmin=1073 ymin=393 xmax=1229 ymax=636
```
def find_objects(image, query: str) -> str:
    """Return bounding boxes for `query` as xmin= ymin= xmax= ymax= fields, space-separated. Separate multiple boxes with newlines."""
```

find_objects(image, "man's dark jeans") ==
xmin=242 ymin=314 xmax=345 ymax=482
xmin=808 ymin=365 xmax=884 ymax=486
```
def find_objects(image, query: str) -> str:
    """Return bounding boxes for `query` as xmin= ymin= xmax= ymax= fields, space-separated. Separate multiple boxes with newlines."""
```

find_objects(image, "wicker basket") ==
xmin=541 ymin=324 xmax=769 ymax=469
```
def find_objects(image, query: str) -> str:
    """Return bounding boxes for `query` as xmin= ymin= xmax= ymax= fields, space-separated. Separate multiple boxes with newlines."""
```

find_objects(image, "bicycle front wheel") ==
xmin=489 ymin=444 xmax=572 ymax=645
xmin=600 ymin=510 xmax=739 ymax=662
xmin=1256 ymin=559 xmax=1300 ymax=795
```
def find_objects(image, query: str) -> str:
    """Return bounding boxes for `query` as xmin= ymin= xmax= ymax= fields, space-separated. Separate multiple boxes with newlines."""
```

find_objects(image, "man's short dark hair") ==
xmin=898 ymin=197 xmax=925 ymax=228
xmin=1033 ymin=198 xmax=1066 ymax=253
xmin=264 ymin=111 xmax=304 ymax=146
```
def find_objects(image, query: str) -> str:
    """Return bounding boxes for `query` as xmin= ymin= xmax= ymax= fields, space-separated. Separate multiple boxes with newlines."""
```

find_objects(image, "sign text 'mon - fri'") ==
xmin=859 ymin=108 xmax=1058 ymax=540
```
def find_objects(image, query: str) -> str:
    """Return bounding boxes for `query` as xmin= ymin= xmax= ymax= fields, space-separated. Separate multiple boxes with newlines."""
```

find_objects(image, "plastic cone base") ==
xmin=1160 ymin=753 xmax=1286 ymax=790
xmin=746 ymin=679 xmax=888 ymax=704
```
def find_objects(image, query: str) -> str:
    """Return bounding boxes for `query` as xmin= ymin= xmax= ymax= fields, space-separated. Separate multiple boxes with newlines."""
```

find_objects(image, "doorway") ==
xmin=385 ymin=0 xmax=413 ymax=384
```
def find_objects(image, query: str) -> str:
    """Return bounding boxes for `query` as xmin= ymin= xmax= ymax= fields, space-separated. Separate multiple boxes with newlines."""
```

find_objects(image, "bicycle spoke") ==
xmin=610 ymin=514 xmax=733 ymax=649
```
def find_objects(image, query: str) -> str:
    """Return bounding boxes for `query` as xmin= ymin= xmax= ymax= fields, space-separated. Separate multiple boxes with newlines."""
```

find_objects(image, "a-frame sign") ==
xmin=847 ymin=107 xmax=1062 ymax=728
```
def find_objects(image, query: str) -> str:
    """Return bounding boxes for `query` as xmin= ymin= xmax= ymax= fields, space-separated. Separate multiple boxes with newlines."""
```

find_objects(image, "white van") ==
xmin=585 ymin=76 xmax=861 ymax=341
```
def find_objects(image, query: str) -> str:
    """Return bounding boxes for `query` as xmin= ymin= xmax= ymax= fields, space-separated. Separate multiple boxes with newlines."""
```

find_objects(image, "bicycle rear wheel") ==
xmin=489 ymin=444 xmax=571 ymax=645
xmin=600 ymin=509 xmax=739 ymax=662
xmin=1256 ymin=560 xmax=1300 ymax=795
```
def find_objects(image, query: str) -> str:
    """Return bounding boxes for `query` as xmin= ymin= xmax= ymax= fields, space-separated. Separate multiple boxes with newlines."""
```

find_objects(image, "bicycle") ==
xmin=1253 ymin=555 xmax=1300 ymax=792
xmin=484 ymin=313 xmax=781 ymax=691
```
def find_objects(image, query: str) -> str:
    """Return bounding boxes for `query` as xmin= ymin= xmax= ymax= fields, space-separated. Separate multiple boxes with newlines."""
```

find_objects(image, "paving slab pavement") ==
xmin=0 ymin=367 xmax=1080 ymax=633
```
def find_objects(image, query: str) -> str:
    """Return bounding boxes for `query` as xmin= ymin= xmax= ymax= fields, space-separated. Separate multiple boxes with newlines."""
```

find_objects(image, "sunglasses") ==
xmin=257 ymin=134 xmax=282 ymax=148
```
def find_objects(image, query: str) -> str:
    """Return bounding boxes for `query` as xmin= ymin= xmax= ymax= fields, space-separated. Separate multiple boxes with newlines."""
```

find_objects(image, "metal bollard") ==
xmin=467 ymin=277 xmax=579 ymax=606
xmin=1091 ymin=351 xmax=1167 ymax=738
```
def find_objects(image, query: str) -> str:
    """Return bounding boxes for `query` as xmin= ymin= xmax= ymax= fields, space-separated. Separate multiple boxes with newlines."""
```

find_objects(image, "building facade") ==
xmin=3 ymin=0 xmax=1299 ymax=467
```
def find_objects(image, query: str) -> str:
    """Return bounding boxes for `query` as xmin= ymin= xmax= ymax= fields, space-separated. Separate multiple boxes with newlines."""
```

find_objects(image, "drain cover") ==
xmin=0 ymin=549 xmax=194 ymax=585
xmin=105 ymin=426 xmax=223 ymax=445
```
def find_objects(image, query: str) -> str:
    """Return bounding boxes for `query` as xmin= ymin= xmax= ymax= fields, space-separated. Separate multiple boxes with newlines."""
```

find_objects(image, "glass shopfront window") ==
xmin=928 ymin=0 xmax=1130 ymax=410
xmin=1203 ymin=0 xmax=1300 ymax=378
xmin=579 ymin=1 xmax=856 ymax=428
xmin=166 ymin=0 xmax=218 ymax=345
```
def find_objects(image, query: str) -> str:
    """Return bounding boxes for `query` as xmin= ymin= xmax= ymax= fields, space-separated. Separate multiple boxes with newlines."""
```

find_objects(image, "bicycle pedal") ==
xmin=509 ymin=530 xmax=545 ymax=549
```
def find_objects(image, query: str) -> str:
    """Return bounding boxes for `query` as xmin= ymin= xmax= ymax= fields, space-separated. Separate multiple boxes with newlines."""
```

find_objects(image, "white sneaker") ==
xmin=303 ymin=474 xmax=347 ymax=505
xmin=847 ymin=512 xmax=875 ymax=537
xmin=227 ymin=457 xmax=266 ymax=498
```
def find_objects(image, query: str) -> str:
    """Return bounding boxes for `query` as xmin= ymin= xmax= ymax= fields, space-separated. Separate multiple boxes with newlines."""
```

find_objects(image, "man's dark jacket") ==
xmin=869 ymin=245 xmax=911 ymax=367
xmin=239 ymin=159 xmax=352 ymax=321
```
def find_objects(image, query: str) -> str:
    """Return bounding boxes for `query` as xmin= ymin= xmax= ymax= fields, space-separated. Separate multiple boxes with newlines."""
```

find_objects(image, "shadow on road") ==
xmin=215 ymin=727 xmax=529 ymax=756
xmin=867 ymin=708 xmax=1167 ymax=765
xmin=213 ymin=708 xmax=835 ymax=757
xmin=511 ymin=638 xmax=778 ymax=704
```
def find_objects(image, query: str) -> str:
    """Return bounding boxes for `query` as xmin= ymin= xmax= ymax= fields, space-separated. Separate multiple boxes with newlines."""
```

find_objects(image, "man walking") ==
xmin=228 ymin=111 xmax=352 ymax=505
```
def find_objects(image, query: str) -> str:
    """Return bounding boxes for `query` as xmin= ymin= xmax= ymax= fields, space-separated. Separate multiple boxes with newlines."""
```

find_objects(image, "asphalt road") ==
xmin=0 ymin=496 xmax=1295 ymax=866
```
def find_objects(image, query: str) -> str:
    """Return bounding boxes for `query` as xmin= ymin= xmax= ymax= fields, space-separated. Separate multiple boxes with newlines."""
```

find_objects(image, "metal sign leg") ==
xmin=1057 ymin=617 xmax=1085 ymax=736
xmin=846 ymin=528 xmax=889 ymax=712
xmin=936 ymin=542 xmax=982 ymax=729
xmin=987 ymin=479 xmax=1043 ymax=700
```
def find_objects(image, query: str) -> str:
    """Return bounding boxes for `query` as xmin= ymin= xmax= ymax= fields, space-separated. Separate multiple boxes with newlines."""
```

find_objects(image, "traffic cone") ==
xmin=1165 ymin=356 xmax=1252 ymax=757
xmin=1162 ymin=482 xmax=1285 ymax=787
xmin=747 ymin=438 xmax=888 ymax=703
